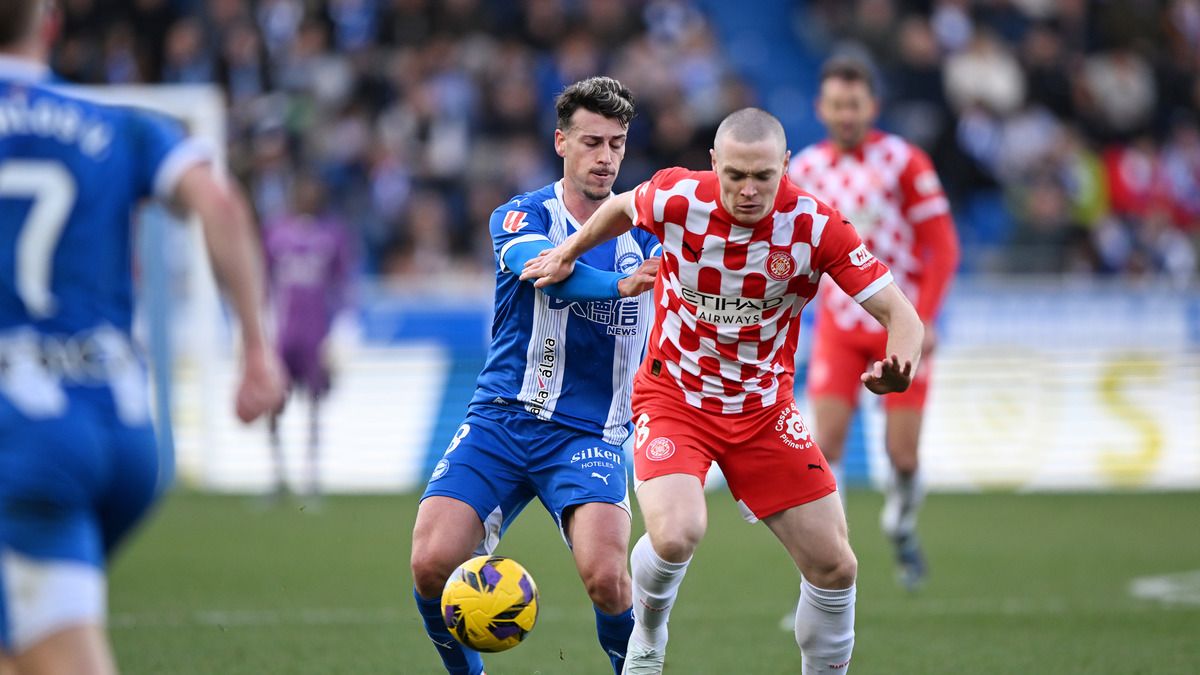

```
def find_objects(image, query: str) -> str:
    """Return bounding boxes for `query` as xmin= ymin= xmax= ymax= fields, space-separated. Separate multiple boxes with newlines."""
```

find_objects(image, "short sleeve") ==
xmin=813 ymin=207 xmax=893 ymax=304
xmin=632 ymin=167 xmax=691 ymax=241
xmin=899 ymin=147 xmax=950 ymax=225
xmin=127 ymin=108 xmax=213 ymax=201
xmin=491 ymin=199 xmax=551 ymax=273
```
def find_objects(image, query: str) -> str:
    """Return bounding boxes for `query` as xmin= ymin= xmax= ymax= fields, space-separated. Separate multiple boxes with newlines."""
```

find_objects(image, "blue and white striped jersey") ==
xmin=0 ymin=56 xmax=207 ymax=337
xmin=471 ymin=180 xmax=661 ymax=445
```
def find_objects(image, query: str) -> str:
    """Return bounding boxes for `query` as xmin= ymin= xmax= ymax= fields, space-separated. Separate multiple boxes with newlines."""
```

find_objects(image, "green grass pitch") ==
xmin=109 ymin=490 xmax=1200 ymax=674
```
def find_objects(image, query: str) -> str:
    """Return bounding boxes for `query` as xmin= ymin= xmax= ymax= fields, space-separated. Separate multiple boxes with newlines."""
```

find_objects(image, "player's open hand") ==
xmin=861 ymin=354 xmax=914 ymax=395
xmin=617 ymin=257 xmax=660 ymax=297
xmin=520 ymin=247 xmax=576 ymax=288
xmin=236 ymin=348 xmax=288 ymax=423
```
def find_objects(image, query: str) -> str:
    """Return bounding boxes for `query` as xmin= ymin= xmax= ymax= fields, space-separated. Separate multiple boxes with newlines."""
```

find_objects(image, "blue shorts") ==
xmin=421 ymin=404 xmax=629 ymax=553
xmin=0 ymin=381 xmax=159 ymax=651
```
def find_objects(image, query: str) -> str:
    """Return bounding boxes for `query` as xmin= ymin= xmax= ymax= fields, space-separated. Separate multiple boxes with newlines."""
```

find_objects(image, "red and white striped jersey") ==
xmin=632 ymin=167 xmax=893 ymax=414
xmin=789 ymin=131 xmax=952 ymax=332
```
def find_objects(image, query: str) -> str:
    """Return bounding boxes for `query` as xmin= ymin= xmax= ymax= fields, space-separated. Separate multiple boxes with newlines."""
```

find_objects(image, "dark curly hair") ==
xmin=555 ymin=76 xmax=636 ymax=131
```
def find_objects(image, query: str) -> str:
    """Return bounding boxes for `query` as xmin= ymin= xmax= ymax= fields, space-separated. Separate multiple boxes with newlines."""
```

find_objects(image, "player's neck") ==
xmin=560 ymin=179 xmax=607 ymax=225
xmin=0 ymin=35 xmax=47 ymax=62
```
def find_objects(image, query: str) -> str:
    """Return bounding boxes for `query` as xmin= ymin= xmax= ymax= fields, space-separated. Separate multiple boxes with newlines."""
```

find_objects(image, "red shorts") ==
xmin=806 ymin=322 xmax=932 ymax=409
xmin=630 ymin=373 xmax=837 ymax=521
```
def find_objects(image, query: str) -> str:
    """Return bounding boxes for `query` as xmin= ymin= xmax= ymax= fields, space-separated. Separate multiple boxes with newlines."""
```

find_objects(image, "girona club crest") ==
xmin=645 ymin=437 xmax=676 ymax=461
xmin=766 ymin=251 xmax=796 ymax=281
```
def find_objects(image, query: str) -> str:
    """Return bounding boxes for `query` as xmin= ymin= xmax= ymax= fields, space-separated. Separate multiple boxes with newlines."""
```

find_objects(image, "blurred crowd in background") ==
xmin=50 ymin=0 xmax=1200 ymax=286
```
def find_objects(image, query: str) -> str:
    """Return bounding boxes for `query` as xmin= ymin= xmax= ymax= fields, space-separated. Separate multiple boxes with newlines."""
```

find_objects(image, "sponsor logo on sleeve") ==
xmin=848 ymin=244 xmax=876 ymax=268
xmin=502 ymin=210 xmax=528 ymax=233
xmin=915 ymin=171 xmax=941 ymax=196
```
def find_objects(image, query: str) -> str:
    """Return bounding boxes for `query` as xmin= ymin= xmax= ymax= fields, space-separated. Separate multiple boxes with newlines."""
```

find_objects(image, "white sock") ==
xmin=881 ymin=469 xmax=924 ymax=539
xmin=629 ymin=534 xmax=690 ymax=649
xmin=794 ymin=578 xmax=856 ymax=673
xmin=829 ymin=461 xmax=846 ymax=509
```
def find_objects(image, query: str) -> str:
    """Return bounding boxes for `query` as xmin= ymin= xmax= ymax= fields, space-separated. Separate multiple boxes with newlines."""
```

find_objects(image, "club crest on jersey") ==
xmin=645 ymin=437 xmax=676 ymax=461
xmin=766 ymin=251 xmax=796 ymax=281
xmin=617 ymin=252 xmax=643 ymax=274
xmin=848 ymin=244 xmax=876 ymax=268
xmin=502 ymin=210 xmax=528 ymax=233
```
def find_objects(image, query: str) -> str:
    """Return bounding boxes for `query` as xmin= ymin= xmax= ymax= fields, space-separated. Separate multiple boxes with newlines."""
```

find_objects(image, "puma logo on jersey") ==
xmin=591 ymin=472 xmax=611 ymax=485
xmin=680 ymin=239 xmax=703 ymax=262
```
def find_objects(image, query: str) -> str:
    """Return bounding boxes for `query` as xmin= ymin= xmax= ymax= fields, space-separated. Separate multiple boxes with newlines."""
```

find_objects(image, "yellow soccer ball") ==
xmin=441 ymin=555 xmax=539 ymax=652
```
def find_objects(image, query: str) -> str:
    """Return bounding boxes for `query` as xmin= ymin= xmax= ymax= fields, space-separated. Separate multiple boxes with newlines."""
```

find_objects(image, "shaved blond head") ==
xmin=714 ymin=107 xmax=787 ymax=157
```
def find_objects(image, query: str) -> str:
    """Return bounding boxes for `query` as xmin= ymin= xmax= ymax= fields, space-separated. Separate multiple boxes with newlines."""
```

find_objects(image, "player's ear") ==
xmin=782 ymin=149 xmax=791 ymax=175
xmin=553 ymin=128 xmax=567 ymax=158
xmin=709 ymin=148 xmax=717 ymax=171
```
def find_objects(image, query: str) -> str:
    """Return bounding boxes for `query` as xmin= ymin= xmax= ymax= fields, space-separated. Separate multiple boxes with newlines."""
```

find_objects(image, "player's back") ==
xmin=0 ymin=59 xmax=198 ymax=336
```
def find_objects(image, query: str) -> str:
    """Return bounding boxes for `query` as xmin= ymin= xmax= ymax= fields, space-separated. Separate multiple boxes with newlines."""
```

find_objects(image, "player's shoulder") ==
xmin=491 ymin=183 xmax=554 ymax=234
xmin=780 ymin=176 xmax=836 ymax=216
xmin=792 ymin=139 xmax=834 ymax=163
xmin=644 ymin=166 xmax=701 ymax=190
xmin=494 ymin=183 xmax=555 ymax=217
xmin=869 ymin=130 xmax=931 ymax=168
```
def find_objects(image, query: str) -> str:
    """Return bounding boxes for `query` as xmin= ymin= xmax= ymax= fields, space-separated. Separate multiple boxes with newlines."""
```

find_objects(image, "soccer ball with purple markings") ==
xmin=441 ymin=555 xmax=539 ymax=652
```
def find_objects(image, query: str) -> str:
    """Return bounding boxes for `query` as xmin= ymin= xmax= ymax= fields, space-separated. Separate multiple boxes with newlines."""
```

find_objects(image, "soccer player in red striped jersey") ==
xmin=789 ymin=57 xmax=960 ymax=591
xmin=523 ymin=108 xmax=924 ymax=674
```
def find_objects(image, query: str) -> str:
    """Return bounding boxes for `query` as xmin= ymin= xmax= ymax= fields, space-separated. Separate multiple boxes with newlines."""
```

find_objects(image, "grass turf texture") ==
xmin=110 ymin=491 xmax=1200 ymax=674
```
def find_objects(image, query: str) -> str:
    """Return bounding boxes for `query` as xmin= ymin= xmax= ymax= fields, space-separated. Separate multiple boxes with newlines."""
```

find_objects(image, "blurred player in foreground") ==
xmin=523 ymin=108 xmax=923 ymax=674
xmin=790 ymin=57 xmax=959 ymax=590
xmin=0 ymin=2 xmax=286 ymax=673
xmin=264 ymin=173 xmax=352 ymax=502
xmin=409 ymin=77 xmax=660 ymax=675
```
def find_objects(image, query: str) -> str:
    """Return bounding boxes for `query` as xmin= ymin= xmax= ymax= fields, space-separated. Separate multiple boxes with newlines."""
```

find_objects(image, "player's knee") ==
xmin=649 ymin=526 xmax=702 ymax=563
xmin=890 ymin=455 xmax=919 ymax=475
xmin=804 ymin=549 xmax=857 ymax=590
xmin=581 ymin=565 xmax=631 ymax=614
xmin=410 ymin=549 xmax=455 ymax=599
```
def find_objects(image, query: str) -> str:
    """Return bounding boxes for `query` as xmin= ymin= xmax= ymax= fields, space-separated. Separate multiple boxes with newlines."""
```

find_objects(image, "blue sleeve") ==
xmin=503 ymin=240 xmax=626 ymax=302
xmin=126 ymin=108 xmax=209 ymax=201
xmin=634 ymin=228 xmax=663 ymax=258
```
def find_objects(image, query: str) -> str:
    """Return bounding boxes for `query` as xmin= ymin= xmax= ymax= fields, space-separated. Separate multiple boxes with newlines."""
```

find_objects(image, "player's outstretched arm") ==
xmin=520 ymin=190 xmax=637 ymax=288
xmin=859 ymin=283 xmax=924 ymax=395
xmin=174 ymin=166 xmax=286 ymax=422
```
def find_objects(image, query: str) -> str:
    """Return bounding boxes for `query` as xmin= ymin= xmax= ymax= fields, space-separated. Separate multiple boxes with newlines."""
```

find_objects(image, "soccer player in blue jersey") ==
xmin=409 ymin=76 xmax=660 ymax=675
xmin=0 ymin=3 xmax=286 ymax=674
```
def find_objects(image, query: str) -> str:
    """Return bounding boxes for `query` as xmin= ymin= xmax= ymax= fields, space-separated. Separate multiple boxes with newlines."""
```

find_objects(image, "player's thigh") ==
xmin=419 ymin=413 xmax=536 ymax=556
xmin=634 ymin=474 xmax=707 ymax=561
xmin=565 ymin=502 xmax=632 ymax=572
xmin=809 ymin=396 xmax=856 ymax=462
xmin=762 ymin=492 xmax=856 ymax=587
xmin=719 ymin=400 xmax=837 ymax=522
xmin=11 ymin=625 xmax=115 ymax=675
xmin=411 ymin=497 xmax=488 ymax=581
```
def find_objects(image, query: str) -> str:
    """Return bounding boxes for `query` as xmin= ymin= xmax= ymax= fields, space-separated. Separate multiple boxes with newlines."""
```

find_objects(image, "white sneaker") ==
xmin=622 ymin=637 xmax=666 ymax=675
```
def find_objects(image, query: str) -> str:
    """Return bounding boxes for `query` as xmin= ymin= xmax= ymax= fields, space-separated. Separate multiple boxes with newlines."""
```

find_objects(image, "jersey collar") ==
xmin=0 ymin=54 xmax=51 ymax=83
